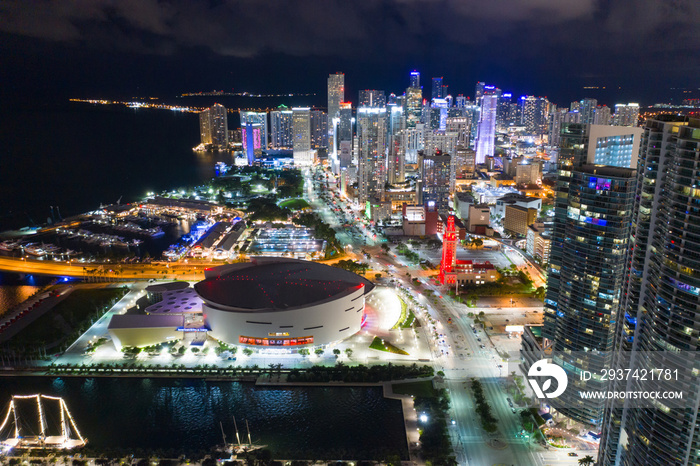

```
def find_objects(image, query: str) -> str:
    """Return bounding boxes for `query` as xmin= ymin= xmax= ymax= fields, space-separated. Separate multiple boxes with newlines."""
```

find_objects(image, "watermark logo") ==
xmin=528 ymin=359 xmax=568 ymax=399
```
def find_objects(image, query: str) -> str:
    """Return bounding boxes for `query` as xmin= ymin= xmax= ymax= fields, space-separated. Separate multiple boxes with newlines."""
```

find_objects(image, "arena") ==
xmin=195 ymin=258 xmax=375 ymax=347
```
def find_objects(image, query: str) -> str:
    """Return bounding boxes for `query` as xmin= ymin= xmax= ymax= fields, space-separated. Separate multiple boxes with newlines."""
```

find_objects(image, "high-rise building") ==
xmin=199 ymin=110 xmax=212 ymax=145
xmin=475 ymin=95 xmax=498 ymax=164
xmin=387 ymin=103 xmax=405 ymax=185
xmin=432 ymin=77 xmax=444 ymax=100
xmin=310 ymin=110 xmax=328 ymax=149
xmin=405 ymin=86 xmax=423 ymax=128
xmin=337 ymin=102 xmax=353 ymax=145
xmin=409 ymin=70 xmax=420 ymax=88
xmin=240 ymin=111 xmax=268 ymax=164
xmin=402 ymin=124 xmax=425 ymax=164
xmin=357 ymin=107 xmax=387 ymax=204
xmin=599 ymin=118 xmax=700 ymax=466
xmin=328 ymin=72 xmax=345 ymax=153
xmin=327 ymin=72 xmax=345 ymax=121
xmin=199 ymin=103 xmax=229 ymax=150
xmin=541 ymin=123 xmax=642 ymax=426
xmin=497 ymin=92 xmax=513 ymax=130
xmin=358 ymin=90 xmax=386 ymax=108
xmin=521 ymin=96 xmax=550 ymax=135
xmin=417 ymin=150 xmax=452 ymax=213
xmin=292 ymin=107 xmax=313 ymax=165
xmin=612 ymin=103 xmax=640 ymax=127
xmin=593 ymin=105 xmax=611 ymax=125
xmin=446 ymin=117 xmax=471 ymax=147
xmin=270 ymin=106 xmax=294 ymax=149
xmin=474 ymin=81 xmax=486 ymax=104
xmin=579 ymin=98 xmax=598 ymax=125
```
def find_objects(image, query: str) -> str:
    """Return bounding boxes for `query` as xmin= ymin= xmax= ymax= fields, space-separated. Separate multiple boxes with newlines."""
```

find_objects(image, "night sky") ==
xmin=1 ymin=0 xmax=699 ymax=108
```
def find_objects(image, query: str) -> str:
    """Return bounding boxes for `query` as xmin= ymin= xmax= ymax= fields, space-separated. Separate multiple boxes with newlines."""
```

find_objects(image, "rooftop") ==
xmin=195 ymin=259 xmax=374 ymax=311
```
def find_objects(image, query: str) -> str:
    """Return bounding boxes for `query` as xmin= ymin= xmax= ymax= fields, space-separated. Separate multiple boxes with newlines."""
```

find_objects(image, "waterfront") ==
xmin=0 ymin=104 xmax=233 ymax=232
xmin=0 ymin=377 xmax=408 ymax=460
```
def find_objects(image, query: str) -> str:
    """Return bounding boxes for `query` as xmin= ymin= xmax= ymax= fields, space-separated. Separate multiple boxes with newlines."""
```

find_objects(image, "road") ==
xmin=0 ymin=256 xmax=206 ymax=281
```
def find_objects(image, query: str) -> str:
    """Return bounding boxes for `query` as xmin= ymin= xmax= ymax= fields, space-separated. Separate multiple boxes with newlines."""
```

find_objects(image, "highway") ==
xmin=0 ymin=256 xmax=205 ymax=281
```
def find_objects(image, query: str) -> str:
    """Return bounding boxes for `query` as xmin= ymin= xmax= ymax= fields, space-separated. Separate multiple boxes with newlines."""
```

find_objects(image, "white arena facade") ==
xmin=195 ymin=258 xmax=375 ymax=347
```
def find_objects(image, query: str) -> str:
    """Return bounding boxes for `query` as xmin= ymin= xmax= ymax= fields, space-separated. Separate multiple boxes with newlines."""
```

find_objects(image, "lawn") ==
xmin=9 ymin=287 xmax=127 ymax=349
xmin=392 ymin=296 xmax=418 ymax=329
xmin=392 ymin=380 xmax=438 ymax=398
xmin=369 ymin=336 xmax=409 ymax=355
xmin=279 ymin=198 xmax=310 ymax=210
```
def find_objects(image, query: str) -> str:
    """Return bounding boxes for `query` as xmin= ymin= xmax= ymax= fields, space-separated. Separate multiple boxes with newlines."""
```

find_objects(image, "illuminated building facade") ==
xmin=475 ymin=95 xmax=497 ymax=164
xmin=357 ymin=107 xmax=387 ymax=204
xmin=292 ymin=107 xmax=313 ymax=165
xmin=199 ymin=103 xmax=229 ymax=150
xmin=270 ymin=107 xmax=294 ymax=149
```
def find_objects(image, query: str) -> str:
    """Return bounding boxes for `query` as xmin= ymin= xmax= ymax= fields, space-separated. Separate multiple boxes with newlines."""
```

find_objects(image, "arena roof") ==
xmin=194 ymin=259 xmax=374 ymax=311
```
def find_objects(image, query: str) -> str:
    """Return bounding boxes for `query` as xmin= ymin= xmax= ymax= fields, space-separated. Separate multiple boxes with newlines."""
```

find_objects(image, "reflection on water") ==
xmin=0 ymin=377 xmax=408 ymax=460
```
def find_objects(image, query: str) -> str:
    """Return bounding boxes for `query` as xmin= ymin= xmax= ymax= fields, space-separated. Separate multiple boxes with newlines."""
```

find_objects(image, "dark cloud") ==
xmin=1 ymin=0 xmax=697 ymax=58
xmin=0 ymin=0 xmax=698 ymax=106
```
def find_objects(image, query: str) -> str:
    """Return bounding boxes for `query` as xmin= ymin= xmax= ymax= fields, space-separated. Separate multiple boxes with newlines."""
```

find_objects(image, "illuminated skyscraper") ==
xmin=599 ymin=118 xmax=700 ymax=466
xmin=337 ymin=102 xmax=353 ymax=145
xmin=199 ymin=103 xmax=229 ymax=150
xmin=417 ymin=150 xmax=452 ymax=213
xmin=579 ymin=97 xmax=598 ymax=125
xmin=432 ymin=77 xmax=444 ymax=100
xmin=357 ymin=107 xmax=387 ymax=204
xmin=475 ymin=95 xmax=497 ymax=164
xmin=292 ymin=107 xmax=313 ymax=165
xmin=358 ymin=90 xmax=386 ymax=108
xmin=270 ymin=106 xmax=293 ymax=149
xmin=328 ymin=72 xmax=345 ymax=152
xmin=241 ymin=112 xmax=266 ymax=165
xmin=474 ymin=81 xmax=486 ymax=104
xmin=327 ymin=72 xmax=345 ymax=120
xmin=520 ymin=96 xmax=550 ymax=135
xmin=612 ymin=103 xmax=640 ymax=127
xmin=542 ymin=123 xmax=642 ymax=426
xmin=409 ymin=70 xmax=420 ymax=88
xmin=240 ymin=112 xmax=268 ymax=150
xmin=310 ymin=110 xmax=328 ymax=149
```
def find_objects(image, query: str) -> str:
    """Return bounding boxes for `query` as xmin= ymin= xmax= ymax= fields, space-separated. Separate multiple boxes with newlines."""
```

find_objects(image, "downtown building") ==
xmin=240 ymin=111 xmax=268 ymax=164
xmin=540 ymin=123 xmax=642 ymax=426
xmin=356 ymin=107 xmax=387 ymax=204
xmin=475 ymin=94 xmax=498 ymax=164
xmin=270 ymin=106 xmax=294 ymax=149
xmin=598 ymin=118 xmax=700 ymax=466
xmin=417 ymin=150 xmax=453 ymax=213
xmin=199 ymin=103 xmax=229 ymax=150
xmin=292 ymin=107 xmax=313 ymax=166
xmin=327 ymin=72 xmax=344 ymax=153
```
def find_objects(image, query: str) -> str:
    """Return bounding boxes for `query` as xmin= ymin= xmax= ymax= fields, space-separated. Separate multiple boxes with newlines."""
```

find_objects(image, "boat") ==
xmin=217 ymin=417 xmax=266 ymax=458
xmin=24 ymin=244 xmax=47 ymax=257
xmin=0 ymin=241 xmax=20 ymax=252
xmin=0 ymin=394 xmax=87 ymax=451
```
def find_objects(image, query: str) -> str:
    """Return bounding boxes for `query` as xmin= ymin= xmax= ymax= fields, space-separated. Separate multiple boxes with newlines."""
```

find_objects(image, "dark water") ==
xmin=0 ymin=104 xmax=234 ymax=232
xmin=0 ymin=273 xmax=56 ymax=314
xmin=0 ymin=377 xmax=408 ymax=460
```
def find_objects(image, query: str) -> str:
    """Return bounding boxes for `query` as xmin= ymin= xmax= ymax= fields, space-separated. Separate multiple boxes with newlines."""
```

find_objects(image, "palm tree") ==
xmin=578 ymin=455 xmax=595 ymax=466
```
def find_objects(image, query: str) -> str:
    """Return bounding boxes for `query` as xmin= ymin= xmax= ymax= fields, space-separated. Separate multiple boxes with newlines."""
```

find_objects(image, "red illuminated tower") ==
xmin=439 ymin=215 xmax=457 ymax=284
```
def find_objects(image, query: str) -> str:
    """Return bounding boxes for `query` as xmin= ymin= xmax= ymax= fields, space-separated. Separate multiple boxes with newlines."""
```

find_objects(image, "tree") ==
xmin=374 ymin=273 xmax=382 ymax=280
xmin=298 ymin=348 xmax=310 ymax=357
xmin=578 ymin=456 xmax=595 ymax=466
xmin=314 ymin=348 xmax=324 ymax=356
xmin=332 ymin=348 xmax=341 ymax=358
xmin=242 ymin=348 xmax=253 ymax=356
xmin=344 ymin=348 xmax=353 ymax=358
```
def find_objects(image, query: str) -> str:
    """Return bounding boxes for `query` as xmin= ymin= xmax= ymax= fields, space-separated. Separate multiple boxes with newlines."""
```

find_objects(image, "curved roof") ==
xmin=194 ymin=259 xmax=374 ymax=311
